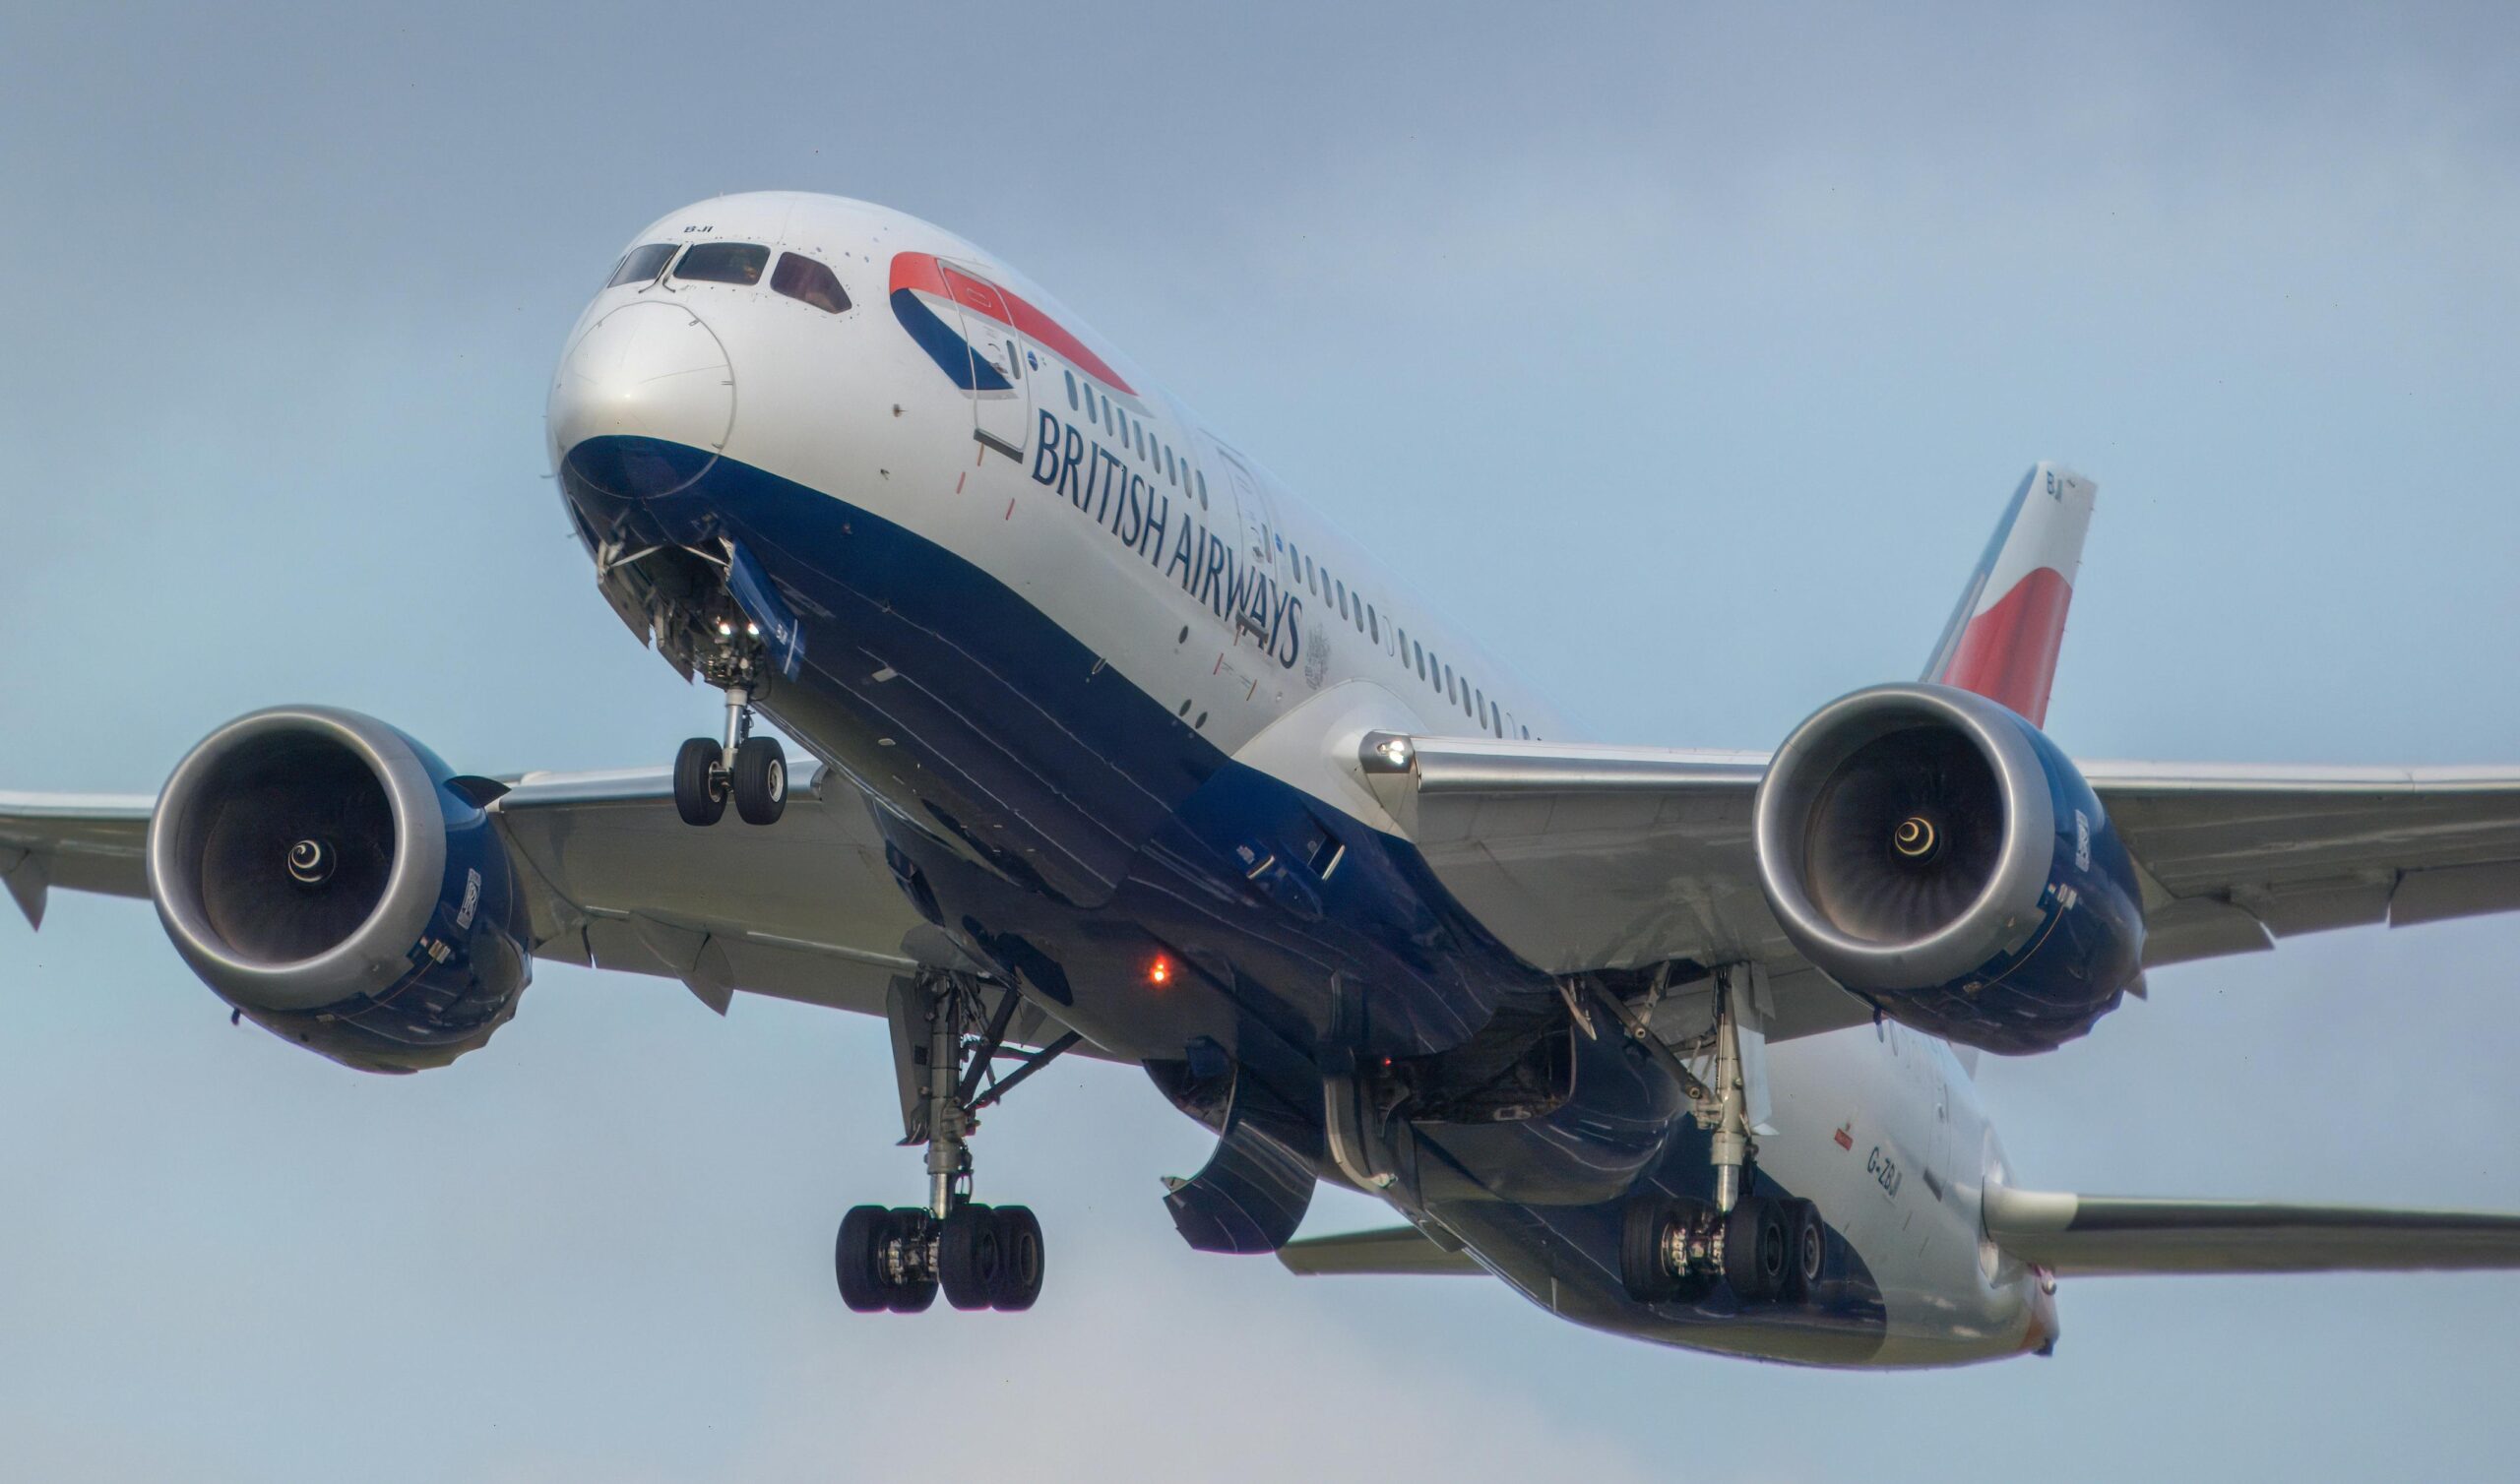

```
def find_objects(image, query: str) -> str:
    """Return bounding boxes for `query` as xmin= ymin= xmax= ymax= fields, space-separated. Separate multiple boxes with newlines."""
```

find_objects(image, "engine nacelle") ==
xmin=1753 ymin=684 xmax=2144 ymax=1054
xmin=146 ymin=708 xmax=532 ymax=1074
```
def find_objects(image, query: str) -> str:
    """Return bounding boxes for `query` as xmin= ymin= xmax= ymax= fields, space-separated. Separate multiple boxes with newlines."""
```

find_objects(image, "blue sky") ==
xmin=2 ymin=3 xmax=2517 ymax=1478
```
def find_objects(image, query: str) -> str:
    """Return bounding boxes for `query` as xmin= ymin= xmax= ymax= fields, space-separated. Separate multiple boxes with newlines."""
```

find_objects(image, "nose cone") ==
xmin=547 ymin=300 xmax=734 ymax=500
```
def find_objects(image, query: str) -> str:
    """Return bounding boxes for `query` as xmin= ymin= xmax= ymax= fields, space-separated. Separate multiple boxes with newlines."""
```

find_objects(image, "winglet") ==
xmin=1921 ymin=464 xmax=2095 ymax=727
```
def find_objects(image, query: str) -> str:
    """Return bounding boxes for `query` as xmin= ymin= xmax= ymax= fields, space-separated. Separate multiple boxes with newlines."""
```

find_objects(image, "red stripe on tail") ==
xmin=1936 ymin=568 xmax=2073 ymax=727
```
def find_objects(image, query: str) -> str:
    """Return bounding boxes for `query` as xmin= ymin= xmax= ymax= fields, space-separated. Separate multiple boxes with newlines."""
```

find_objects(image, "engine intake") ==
xmin=148 ymin=708 xmax=531 ymax=1073
xmin=1754 ymin=685 xmax=2144 ymax=1053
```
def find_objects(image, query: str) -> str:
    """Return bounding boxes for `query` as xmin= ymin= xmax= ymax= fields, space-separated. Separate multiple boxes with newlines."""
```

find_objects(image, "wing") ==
xmin=1359 ymin=734 xmax=1874 ymax=1040
xmin=0 ymin=792 xmax=155 ymax=927
xmin=1984 ymin=1185 xmax=2520 ymax=1276
xmin=1362 ymin=734 xmax=2520 ymax=1041
xmin=488 ymin=767 xmax=932 ymax=1019
xmin=1 ymin=770 xmax=966 ymax=1029
xmin=2082 ymin=761 xmax=2520 ymax=965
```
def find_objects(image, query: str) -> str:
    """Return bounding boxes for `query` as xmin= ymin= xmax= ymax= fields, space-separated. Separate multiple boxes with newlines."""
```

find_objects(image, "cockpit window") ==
xmin=672 ymin=242 xmax=769 ymax=286
xmin=605 ymin=243 xmax=676 ymax=288
xmin=771 ymin=252 xmax=851 ymax=314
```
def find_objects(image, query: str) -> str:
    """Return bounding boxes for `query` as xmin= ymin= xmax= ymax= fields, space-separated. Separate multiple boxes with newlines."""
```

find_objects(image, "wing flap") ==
xmin=1985 ymin=1185 xmax=2520 ymax=1276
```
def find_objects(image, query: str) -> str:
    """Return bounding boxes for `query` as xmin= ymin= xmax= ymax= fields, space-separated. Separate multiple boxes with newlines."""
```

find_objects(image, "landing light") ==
xmin=1147 ymin=956 xmax=1172 ymax=988
xmin=746 ymin=621 xmax=761 ymax=638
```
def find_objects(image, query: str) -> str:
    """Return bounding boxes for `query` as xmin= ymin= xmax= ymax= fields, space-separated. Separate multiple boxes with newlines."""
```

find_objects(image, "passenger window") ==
xmin=1064 ymin=370 xmax=1079 ymax=410
xmin=606 ymin=243 xmax=677 ymax=287
xmin=674 ymin=242 xmax=769 ymax=285
xmin=1367 ymin=604 xmax=1378 ymax=642
xmin=1197 ymin=471 xmax=1209 ymax=510
xmin=770 ymin=252 xmax=850 ymax=312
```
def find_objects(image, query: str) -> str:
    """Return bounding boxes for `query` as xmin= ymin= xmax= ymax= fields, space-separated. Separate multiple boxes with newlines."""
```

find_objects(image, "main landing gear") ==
xmin=673 ymin=684 xmax=787 ymax=826
xmin=1621 ymin=1191 xmax=1825 ymax=1306
xmin=835 ymin=968 xmax=1069 ymax=1315
xmin=1598 ymin=964 xmax=1832 ymax=1306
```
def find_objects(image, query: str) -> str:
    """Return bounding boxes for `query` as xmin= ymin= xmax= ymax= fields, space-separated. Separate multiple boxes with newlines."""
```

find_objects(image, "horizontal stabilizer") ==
xmin=1985 ymin=1184 xmax=2520 ymax=1276
xmin=1275 ymin=1225 xmax=1485 ymax=1277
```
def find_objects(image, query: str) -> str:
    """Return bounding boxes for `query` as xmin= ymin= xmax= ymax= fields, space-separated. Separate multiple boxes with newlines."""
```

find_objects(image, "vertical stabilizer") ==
xmin=1920 ymin=464 xmax=2094 ymax=726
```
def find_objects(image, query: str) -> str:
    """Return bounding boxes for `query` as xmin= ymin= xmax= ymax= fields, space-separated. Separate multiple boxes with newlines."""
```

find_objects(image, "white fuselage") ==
xmin=546 ymin=192 xmax=2052 ymax=1365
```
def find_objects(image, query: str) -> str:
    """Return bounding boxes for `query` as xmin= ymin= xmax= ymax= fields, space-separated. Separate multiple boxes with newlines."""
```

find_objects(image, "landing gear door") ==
xmin=936 ymin=260 xmax=1035 ymax=464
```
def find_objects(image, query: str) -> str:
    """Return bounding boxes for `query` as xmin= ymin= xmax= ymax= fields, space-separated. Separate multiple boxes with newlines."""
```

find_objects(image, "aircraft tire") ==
xmin=673 ymin=737 xmax=725 ymax=826
xmin=1724 ymin=1197 xmax=1791 ymax=1302
xmin=1784 ymin=1199 xmax=1827 ymax=1305
xmin=989 ymin=1206 xmax=1044 ymax=1312
xmin=1620 ymin=1196 xmax=1682 ymax=1303
xmin=731 ymin=736 xmax=787 ymax=825
xmin=835 ymin=1205 xmax=891 ymax=1313
xmin=937 ymin=1203 xmax=1004 ymax=1311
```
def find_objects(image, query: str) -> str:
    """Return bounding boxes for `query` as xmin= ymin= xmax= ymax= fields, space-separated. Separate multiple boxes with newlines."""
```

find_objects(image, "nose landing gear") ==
xmin=672 ymin=685 xmax=787 ymax=826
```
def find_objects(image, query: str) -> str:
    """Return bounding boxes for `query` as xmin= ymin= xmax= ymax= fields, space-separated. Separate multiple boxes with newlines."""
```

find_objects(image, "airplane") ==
xmin=7 ymin=190 xmax=2520 ymax=1369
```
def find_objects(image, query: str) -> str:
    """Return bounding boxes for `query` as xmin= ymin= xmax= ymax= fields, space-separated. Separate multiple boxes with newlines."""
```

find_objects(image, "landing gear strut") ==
xmin=1600 ymin=964 xmax=1832 ymax=1305
xmin=834 ymin=968 xmax=1063 ymax=1314
xmin=673 ymin=684 xmax=787 ymax=827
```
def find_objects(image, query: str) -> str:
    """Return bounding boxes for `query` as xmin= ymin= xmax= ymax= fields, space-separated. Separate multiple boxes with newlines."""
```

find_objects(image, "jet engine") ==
xmin=146 ymin=708 xmax=532 ymax=1073
xmin=1753 ymin=684 xmax=2144 ymax=1053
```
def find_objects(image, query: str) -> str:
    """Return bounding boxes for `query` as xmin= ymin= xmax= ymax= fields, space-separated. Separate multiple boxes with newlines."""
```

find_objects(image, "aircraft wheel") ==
xmin=1784 ymin=1199 xmax=1827 ymax=1305
xmin=883 ymin=1209 xmax=937 ymax=1313
xmin=673 ymin=737 xmax=725 ymax=826
xmin=1621 ymin=1196 xmax=1682 ymax=1303
xmin=937 ymin=1203 xmax=1005 ymax=1311
xmin=990 ymin=1206 xmax=1044 ymax=1312
xmin=1724 ymin=1196 xmax=1791 ymax=1302
xmin=731 ymin=736 xmax=787 ymax=825
xmin=835 ymin=1205 xmax=891 ymax=1313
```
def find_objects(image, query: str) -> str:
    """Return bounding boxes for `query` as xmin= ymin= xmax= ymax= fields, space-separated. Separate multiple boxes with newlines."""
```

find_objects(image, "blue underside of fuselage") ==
xmin=556 ymin=434 xmax=1889 ymax=1361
